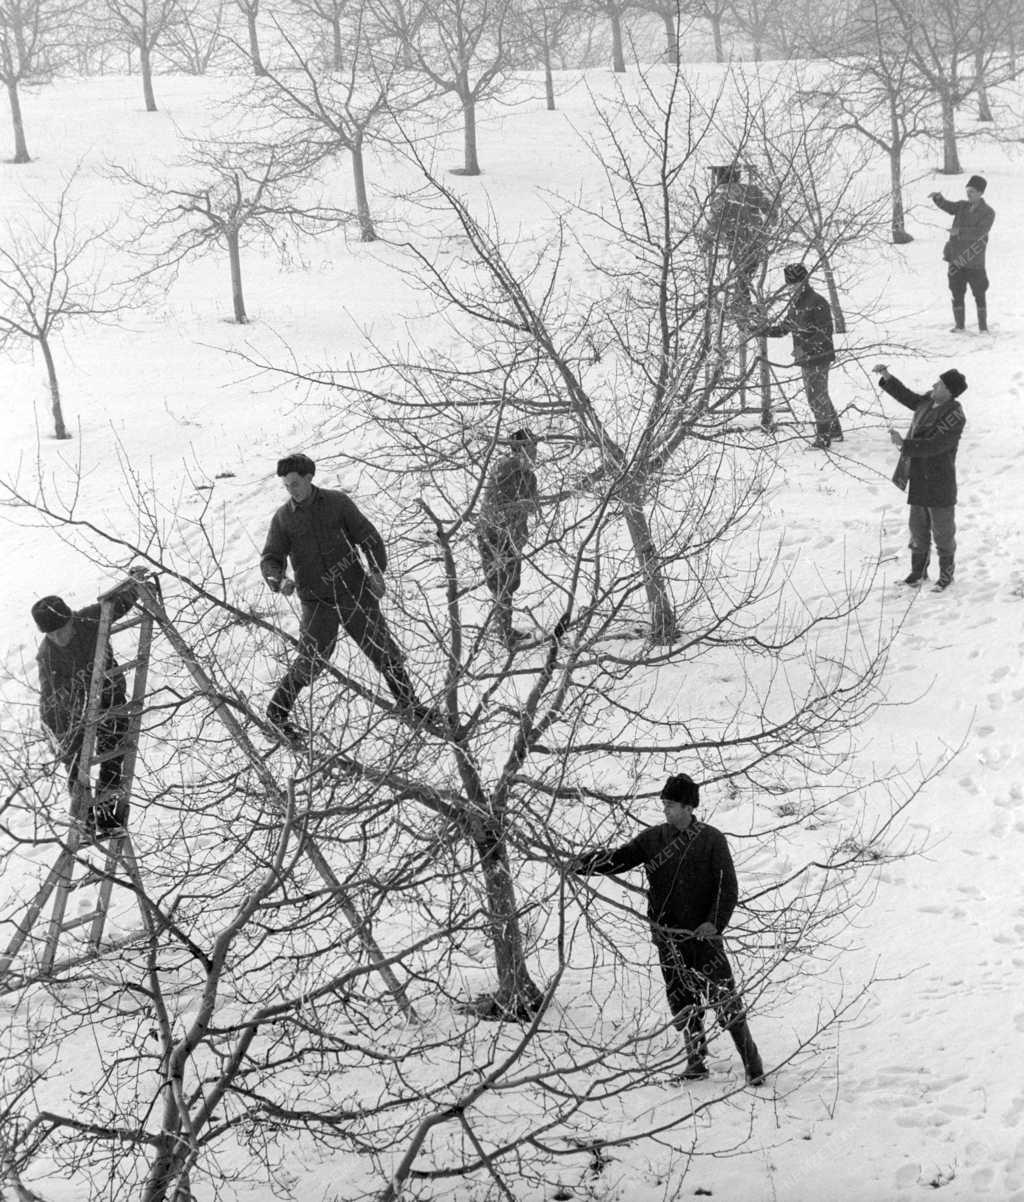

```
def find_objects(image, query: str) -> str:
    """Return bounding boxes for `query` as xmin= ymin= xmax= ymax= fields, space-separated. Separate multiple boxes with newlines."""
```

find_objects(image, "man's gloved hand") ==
xmin=694 ymin=922 xmax=720 ymax=940
xmin=366 ymin=570 xmax=386 ymax=600
xmin=280 ymin=578 xmax=296 ymax=597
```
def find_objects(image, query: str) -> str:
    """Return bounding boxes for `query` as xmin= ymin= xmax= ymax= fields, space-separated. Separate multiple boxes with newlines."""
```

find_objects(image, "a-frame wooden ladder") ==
xmin=0 ymin=576 xmax=153 ymax=990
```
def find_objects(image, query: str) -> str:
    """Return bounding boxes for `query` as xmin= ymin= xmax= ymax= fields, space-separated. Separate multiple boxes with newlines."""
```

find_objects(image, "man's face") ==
xmin=966 ymin=186 xmax=982 ymax=203
xmin=663 ymin=799 xmax=695 ymax=829
xmin=787 ymin=280 xmax=804 ymax=298
xmin=46 ymin=620 xmax=74 ymax=647
xmin=930 ymin=379 xmax=952 ymax=403
xmin=282 ymin=472 xmax=314 ymax=504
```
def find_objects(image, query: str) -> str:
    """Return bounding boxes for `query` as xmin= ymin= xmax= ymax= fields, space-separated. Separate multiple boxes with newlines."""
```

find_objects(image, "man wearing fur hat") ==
xmin=875 ymin=364 xmax=967 ymax=591
xmin=261 ymin=453 xmax=433 ymax=740
xmin=930 ymin=175 xmax=995 ymax=332
xmin=32 ymin=584 xmax=138 ymax=837
xmin=760 ymin=263 xmax=842 ymax=450
xmin=477 ymin=428 xmax=540 ymax=648
xmin=569 ymin=773 xmax=765 ymax=1086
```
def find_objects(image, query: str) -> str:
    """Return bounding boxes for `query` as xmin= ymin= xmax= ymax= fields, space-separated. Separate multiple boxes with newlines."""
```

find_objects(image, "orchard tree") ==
xmin=584 ymin=0 xmax=634 ymax=72
xmin=161 ymin=0 xmax=227 ymax=74
xmin=287 ymin=0 xmax=350 ymax=71
xmin=114 ymin=139 xmax=347 ymax=322
xmin=517 ymin=0 xmax=585 ymax=108
xmin=0 ymin=178 xmax=135 ymax=438
xmin=0 ymin=0 xmax=71 ymax=162
xmin=105 ymin=0 xmax=183 ymax=112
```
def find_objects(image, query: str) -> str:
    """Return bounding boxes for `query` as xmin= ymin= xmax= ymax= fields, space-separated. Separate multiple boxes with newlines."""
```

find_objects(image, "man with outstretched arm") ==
xmin=568 ymin=773 xmax=765 ymax=1085
xmin=930 ymin=175 xmax=995 ymax=333
xmin=260 ymin=453 xmax=433 ymax=742
xmin=875 ymin=364 xmax=967 ymax=591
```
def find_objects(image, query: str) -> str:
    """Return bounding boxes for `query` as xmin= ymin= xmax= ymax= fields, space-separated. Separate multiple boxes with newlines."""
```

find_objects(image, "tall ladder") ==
xmin=0 ymin=574 xmax=154 ymax=989
xmin=1 ymin=575 xmax=416 ymax=1020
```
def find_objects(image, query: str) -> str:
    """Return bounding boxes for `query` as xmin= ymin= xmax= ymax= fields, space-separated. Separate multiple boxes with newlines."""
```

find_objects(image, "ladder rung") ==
xmin=111 ymin=615 xmax=145 ymax=634
xmin=90 ymin=745 xmax=133 ymax=764
xmin=60 ymin=910 xmax=104 ymax=933
xmin=116 ymin=655 xmax=146 ymax=672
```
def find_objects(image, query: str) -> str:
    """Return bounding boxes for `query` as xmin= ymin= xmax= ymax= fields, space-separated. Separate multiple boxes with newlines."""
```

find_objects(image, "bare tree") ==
xmin=233 ymin=0 xmax=265 ymax=73
xmin=160 ymin=0 xmax=226 ymax=74
xmin=583 ymin=0 xmax=634 ymax=72
xmin=727 ymin=0 xmax=789 ymax=61
xmin=684 ymin=0 xmax=731 ymax=61
xmin=287 ymin=0 xmax=351 ymax=71
xmin=517 ymin=0 xmax=586 ymax=108
xmin=0 ymin=0 xmax=71 ymax=163
xmin=114 ymin=139 xmax=347 ymax=322
xmin=0 ymin=178 xmax=135 ymax=439
xmin=105 ymin=0 xmax=182 ymax=112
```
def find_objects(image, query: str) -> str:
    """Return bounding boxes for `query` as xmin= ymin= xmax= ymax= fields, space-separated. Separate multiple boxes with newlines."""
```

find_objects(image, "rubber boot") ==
xmin=729 ymin=1019 xmax=765 ymax=1086
xmin=902 ymin=552 xmax=930 ymax=586
xmin=680 ymin=1012 xmax=709 ymax=1080
xmin=811 ymin=421 xmax=831 ymax=450
xmin=933 ymin=555 xmax=955 ymax=592
xmin=950 ymin=303 xmax=965 ymax=332
xmin=828 ymin=417 xmax=844 ymax=443
xmin=977 ymin=304 xmax=988 ymax=332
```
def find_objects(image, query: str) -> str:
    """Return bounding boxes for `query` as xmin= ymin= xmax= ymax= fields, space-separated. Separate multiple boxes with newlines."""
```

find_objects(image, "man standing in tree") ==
xmin=701 ymin=162 xmax=774 ymax=319
xmin=261 ymin=453 xmax=432 ymax=740
xmin=32 ymin=581 xmax=138 ymax=838
xmin=875 ymin=364 xmax=967 ymax=592
xmin=930 ymin=175 xmax=995 ymax=333
xmin=477 ymin=429 xmax=539 ymax=649
xmin=760 ymin=263 xmax=842 ymax=449
xmin=569 ymin=773 xmax=766 ymax=1086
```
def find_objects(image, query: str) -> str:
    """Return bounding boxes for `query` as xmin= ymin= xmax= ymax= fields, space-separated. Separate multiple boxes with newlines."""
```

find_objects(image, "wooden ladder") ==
xmin=1 ymin=575 xmax=154 ymax=990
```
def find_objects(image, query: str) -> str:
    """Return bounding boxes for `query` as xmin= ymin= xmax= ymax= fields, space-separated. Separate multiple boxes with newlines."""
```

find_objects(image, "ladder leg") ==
xmin=0 ymin=849 xmax=76 ymax=976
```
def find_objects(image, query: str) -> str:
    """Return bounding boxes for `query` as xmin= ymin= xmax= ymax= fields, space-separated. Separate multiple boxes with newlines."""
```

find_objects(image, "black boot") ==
xmin=680 ymin=1012 xmax=709 ymax=1080
xmin=933 ymin=555 xmax=954 ymax=591
xmin=977 ymin=304 xmax=988 ymax=332
xmin=729 ymin=1019 xmax=765 ymax=1086
xmin=828 ymin=417 xmax=844 ymax=443
xmin=950 ymin=303 xmax=965 ymax=332
xmin=902 ymin=552 xmax=930 ymax=586
xmin=811 ymin=422 xmax=831 ymax=450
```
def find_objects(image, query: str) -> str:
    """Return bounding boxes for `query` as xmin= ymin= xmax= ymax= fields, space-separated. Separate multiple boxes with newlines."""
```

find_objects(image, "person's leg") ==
xmin=267 ymin=601 xmax=339 ymax=729
xmin=338 ymin=594 xmax=423 ymax=710
xmin=930 ymin=506 xmax=957 ymax=589
xmin=801 ymin=366 xmax=838 ymax=446
xmin=654 ymin=931 xmax=708 ymax=1076
xmin=479 ymin=526 xmax=522 ymax=646
xmin=948 ymin=268 xmax=967 ymax=330
xmin=93 ymin=708 xmax=130 ymax=829
xmin=905 ymin=505 xmax=933 ymax=585
xmin=968 ymin=269 xmax=989 ymax=331
xmin=698 ymin=941 xmax=765 ymax=1085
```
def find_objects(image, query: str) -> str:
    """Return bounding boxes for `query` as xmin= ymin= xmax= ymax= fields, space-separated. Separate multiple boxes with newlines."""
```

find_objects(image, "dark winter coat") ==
xmin=701 ymin=181 xmax=774 ymax=272
xmin=932 ymin=195 xmax=995 ymax=270
xmin=762 ymin=284 xmax=835 ymax=367
xmin=260 ymin=487 xmax=387 ymax=603
xmin=881 ymin=375 xmax=966 ymax=508
xmin=575 ymin=819 xmax=739 ymax=934
xmin=37 ymin=593 xmax=134 ymax=747
xmin=480 ymin=452 xmax=538 ymax=546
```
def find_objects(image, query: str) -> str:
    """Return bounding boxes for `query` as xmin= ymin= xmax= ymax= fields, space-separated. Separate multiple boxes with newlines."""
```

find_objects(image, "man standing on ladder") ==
xmin=32 ymin=585 xmax=138 ymax=838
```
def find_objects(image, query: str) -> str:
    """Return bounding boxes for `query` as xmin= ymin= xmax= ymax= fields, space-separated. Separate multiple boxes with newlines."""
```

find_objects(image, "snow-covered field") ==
xmin=2 ymin=55 xmax=1024 ymax=1202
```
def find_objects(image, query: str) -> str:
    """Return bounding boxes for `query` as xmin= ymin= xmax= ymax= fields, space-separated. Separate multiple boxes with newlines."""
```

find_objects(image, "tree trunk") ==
xmin=5 ymin=79 xmax=30 ymax=163
xmin=974 ymin=46 xmax=992 ymax=121
xmin=227 ymin=229 xmax=247 ymax=322
xmin=351 ymin=137 xmax=376 ymax=241
xmin=140 ymin=42 xmax=158 ymax=111
xmin=543 ymin=33 xmax=556 ymax=110
xmin=459 ymin=90 xmax=481 ymax=175
xmin=610 ymin=9 xmax=626 ymax=73
xmin=813 ymin=243 xmax=845 ymax=334
xmin=710 ymin=13 xmax=724 ymax=62
xmin=472 ymin=822 xmax=543 ymax=1018
xmin=331 ymin=16 xmax=343 ymax=71
xmin=622 ymin=495 xmax=677 ymax=643
xmin=888 ymin=138 xmax=911 ymax=244
xmin=247 ymin=11 xmax=266 ymax=76
xmin=661 ymin=11 xmax=678 ymax=64
xmin=39 ymin=336 xmax=70 ymax=439
xmin=939 ymin=90 xmax=961 ymax=173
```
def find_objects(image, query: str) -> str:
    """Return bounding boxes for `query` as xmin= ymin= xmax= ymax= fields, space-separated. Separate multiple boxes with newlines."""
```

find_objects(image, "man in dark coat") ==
xmin=477 ymin=429 xmax=539 ymax=648
xmin=32 ymin=584 xmax=137 ymax=836
xmin=761 ymin=263 xmax=842 ymax=449
xmin=930 ymin=175 xmax=995 ymax=332
xmin=261 ymin=453 xmax=431 ymax=740
xmin=875 ymin=364 xmax=967 ymax=591
xmin=700 ymin=163 xmax=774 ymax=319
xmin=569 ymin=773 xmax=765 ymax=1085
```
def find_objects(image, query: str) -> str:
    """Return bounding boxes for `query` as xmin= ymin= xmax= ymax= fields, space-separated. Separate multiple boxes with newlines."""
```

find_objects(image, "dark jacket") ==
xmin=701 ymin=181 xmax=774 ymax=272
xmin=260 ymin=487 xmax=387 ymax=603
xmin=576 ymin=819 xmax=738 ymax=934
xmin=480 ymin=452 xmax=538 ymax=546
xmin=37 ymin=593 xmax=134 ymax=746
xmin=932 ymin=195 xmax=995 ymax=270
xmin=881 ymin=375 xmax=965 ymax=508
xmin=763 ymin=283 xmax=835 ymax=367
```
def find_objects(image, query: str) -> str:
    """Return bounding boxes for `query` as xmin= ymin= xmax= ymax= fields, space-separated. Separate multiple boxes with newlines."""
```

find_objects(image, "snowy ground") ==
xmin=1 ymin=59 xmax=1023 ymax=1202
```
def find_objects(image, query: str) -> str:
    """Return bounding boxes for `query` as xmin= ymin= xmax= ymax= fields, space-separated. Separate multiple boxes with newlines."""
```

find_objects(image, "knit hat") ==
xmin=660 ymin=773 xmax=699 ymax=807
xmin=966 ymin=174 xmax=987 ymax=194
xmin=783 ymin=263 xmax=808 ymax=284
xmin=939 ymin=369 xmax=967 ymax=398
xmin=713 ymin=163 xmax=741 ymax=185
xmin=510 ymin=428 xmax=537 ymax=445
xmin=276 ymin=453 xmax=316 ymax=478
xmin=31 ymin=595 xmax=73 ymax=633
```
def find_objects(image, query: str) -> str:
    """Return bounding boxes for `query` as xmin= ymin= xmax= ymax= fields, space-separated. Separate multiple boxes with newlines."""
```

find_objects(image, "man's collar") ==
xmin=289 ymin=485 xmax=319 ymax=511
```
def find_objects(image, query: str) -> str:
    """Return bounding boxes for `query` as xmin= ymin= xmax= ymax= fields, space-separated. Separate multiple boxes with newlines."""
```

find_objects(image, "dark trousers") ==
xmin=800 ymin=365 xmax=840 ymax=434
xmin=909 ymin=504 xmax=956 ymax=558
xmin=948 ymin=266 xmax=988 ymax=306
xmin=268 ymin=595 xmax=418 ymax=722
xmin=478 ymin=525 xmax=523 ymax=639
xmin=61 ymin=708 xmax=130 ymax=829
